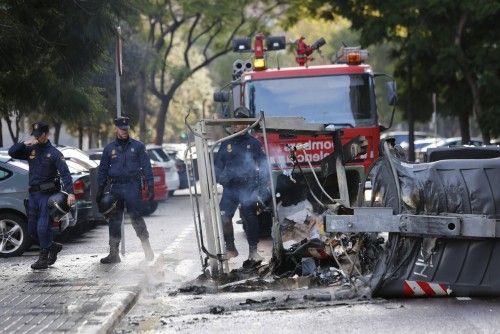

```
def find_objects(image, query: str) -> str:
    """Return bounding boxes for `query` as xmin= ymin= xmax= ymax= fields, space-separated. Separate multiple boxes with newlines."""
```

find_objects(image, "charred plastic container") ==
xmin=366 ymin=146 xmax=500 ymax=297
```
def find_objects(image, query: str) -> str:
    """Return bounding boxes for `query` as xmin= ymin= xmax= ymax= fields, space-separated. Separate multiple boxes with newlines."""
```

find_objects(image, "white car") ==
xmin=380 ymin=131 xmax=435 ymax=146
xmin=146 ymin=144 xmax=180 ymax=195
xmin=417 ymin=137 xmax=483 ymax=161
xmin=399 ymin=137 xmax=443 ymax=161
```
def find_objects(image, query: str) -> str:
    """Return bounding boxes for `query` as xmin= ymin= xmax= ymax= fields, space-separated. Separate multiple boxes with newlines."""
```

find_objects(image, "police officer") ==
xmin=214 ymin=120 xmax=268 ymax=261
xmin=8 ymin=121 xmax=75 ymax=270
xmin=96 ymin=117 xmax=154 ymax=263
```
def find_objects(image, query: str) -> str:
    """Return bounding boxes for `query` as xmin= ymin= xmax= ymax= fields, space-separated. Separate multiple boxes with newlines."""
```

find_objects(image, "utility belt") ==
xmin=109 ymin=175 xmax=140 ymax=184
xmin=29 ymin=179 xmax=61 ymax=193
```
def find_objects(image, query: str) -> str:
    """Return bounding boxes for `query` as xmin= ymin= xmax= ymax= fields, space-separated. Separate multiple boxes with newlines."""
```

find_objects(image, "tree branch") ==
xmin=202 ymin=22 xmax=223 ymax=60
xmin=156 ymin=30 xmax=173 ymax=96
xmin=184 ymin=14 xmax=201 ymax=69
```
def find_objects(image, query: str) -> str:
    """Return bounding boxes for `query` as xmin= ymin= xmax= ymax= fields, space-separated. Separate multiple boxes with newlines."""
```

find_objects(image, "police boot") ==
xmin=226 ymin=243 xmax=239 ymax=259
xmin=222 ymin=217 xmax=238 ymax=259
xmin=248 ymin=245 xmax=263 ymax=262
xmin=31 ymin=249 xmax=49 ymax=270
xmin=100 ymin=244 xmax=121 ymax=264
xmin=48 ymin=242 xmax=63 ymax=265
xmin=141 ymin=239 xmax=154 ymax=261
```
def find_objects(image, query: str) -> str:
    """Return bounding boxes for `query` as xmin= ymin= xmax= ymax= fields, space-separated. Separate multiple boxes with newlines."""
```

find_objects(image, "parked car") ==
xmin=0 ymin=154 xmax=93 ymax=257
xmin=163 ymin=147 xmax=190 ymax=189
xmin=146 ymin=144 xmax=180 ymax=196
xmin=417 ymin=137 xmax=483 ymax=161
xmin=163 ymin=143 xmax=199 ymax=182
xmin=140 ymin=165 xmax=167 ymax=215
xmin=380 ymin=131 xmax=435 ymax=146
xmin=57 ymin=145 xmax=99 ymax=169
xmin=399 ymin=137 xmax=443 ymax=161
xmin=86 ymin=149 xmax=167 ymax=215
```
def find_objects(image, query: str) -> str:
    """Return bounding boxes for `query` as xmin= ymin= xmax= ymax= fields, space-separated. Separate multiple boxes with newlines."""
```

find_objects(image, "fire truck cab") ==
xmin=215 ymin=33 xmax=396 ymax=220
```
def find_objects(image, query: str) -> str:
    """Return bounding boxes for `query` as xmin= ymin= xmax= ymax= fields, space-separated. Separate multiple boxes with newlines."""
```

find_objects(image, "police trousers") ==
xmin=108 ymin=181 xmax=149 ymax=246
xmin=219 ymin=185 xmax=259 ymax=247
xmin=28 ymin=192 xmax=53 ymax=250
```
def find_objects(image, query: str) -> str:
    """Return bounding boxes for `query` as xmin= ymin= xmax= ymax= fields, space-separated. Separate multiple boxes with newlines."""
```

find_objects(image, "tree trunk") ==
xmin=407 ymin=53 xmax=415 ymax=162
xmin=53 ymin=122 xmax=62 ymax=145
xmin=454 ymin=13 xmax=489 ymax=144
xmin=0 ymin=118 xmax=3 ymax=147
xmin=5 ymin=115 xmax=20 ymax=143
xmin=155 ymin=98 xmax=170 ymax=145
xmin=138 ymin=70 xmax=147 ymax=143
xmin=87 ymin=127 xmax=93 ymax=149
xmin=458 ymin=112 xmax=471 ymax=143
xmin=78 ymin=125 xmax=83 ymax=149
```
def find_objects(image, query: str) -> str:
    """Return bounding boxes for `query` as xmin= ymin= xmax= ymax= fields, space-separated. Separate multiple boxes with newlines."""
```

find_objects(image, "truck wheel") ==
xmin=0 ymin=213 xmax=31 ymax=257
xmin=141 ymin=201 xmax=158 ymax=216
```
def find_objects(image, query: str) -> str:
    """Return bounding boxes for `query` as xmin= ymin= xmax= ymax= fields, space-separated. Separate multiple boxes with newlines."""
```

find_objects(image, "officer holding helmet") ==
xmin=214 ymin=109 xmax=269 ymax=261
xmin=8 ymin=121 xmax=75 ymax=270
xmin=96 ymin=116 xmax=154 ymax=263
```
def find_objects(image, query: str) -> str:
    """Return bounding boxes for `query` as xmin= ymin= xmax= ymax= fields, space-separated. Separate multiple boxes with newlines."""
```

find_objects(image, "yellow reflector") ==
xmin=253 ymin=58 xmax=266 ymax=70
xmin=347 ymin=52 xmax=362 ymax=65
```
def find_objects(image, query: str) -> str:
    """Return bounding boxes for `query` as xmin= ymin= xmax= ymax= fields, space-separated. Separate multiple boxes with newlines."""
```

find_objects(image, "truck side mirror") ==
xmin=213 ymin=91 xmax=229 ymax=102
xmin=387 ymin=81 xmax=397 ymax=106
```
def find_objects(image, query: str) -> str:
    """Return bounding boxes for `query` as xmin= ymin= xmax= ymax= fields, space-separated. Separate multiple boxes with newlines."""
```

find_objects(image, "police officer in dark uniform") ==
xmin=96 ymin=117 xmax=154 ymax=263
xmin=214 ymin=122 xmax=268 ymax=261
xmin=8 ymin=121 xmax=75 ymax=270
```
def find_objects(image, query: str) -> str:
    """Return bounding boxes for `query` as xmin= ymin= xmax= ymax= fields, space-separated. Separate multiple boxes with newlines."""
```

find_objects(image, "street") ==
xmin=2 ymin=1 xmax=500 ymax=333
xmin=0 ymin=194 xmax=198 ymax=333
xmin=1 ymin=194 xmax=499 ymax=334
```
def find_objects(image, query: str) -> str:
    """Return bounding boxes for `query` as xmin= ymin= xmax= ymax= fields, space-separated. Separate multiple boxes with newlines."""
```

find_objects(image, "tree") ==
xmin=144 ymin=0 xmax=282 ymax=144
xmin=0 ymin=0 xmax=138 ymax=142
xmin=285 ymin=0 xmax=500 ymax=148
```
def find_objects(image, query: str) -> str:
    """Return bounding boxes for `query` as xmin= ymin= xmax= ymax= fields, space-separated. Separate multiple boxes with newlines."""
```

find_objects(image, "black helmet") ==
xmin=48 ymin=192 xmax=70 ymax=222
xmin=98 ymin=192 xmax=118 ymax=217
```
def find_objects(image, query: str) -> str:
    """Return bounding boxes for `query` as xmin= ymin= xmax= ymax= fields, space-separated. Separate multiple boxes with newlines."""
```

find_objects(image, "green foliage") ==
xmin=0 ymin=0 xmax=138 ymax=138
xmin=284 ymin=0 xmax=500 ymax=139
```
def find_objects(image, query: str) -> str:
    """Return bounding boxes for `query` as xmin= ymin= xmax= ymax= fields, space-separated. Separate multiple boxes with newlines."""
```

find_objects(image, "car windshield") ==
xmin=246 ymin=73 xmax=376 ymax=126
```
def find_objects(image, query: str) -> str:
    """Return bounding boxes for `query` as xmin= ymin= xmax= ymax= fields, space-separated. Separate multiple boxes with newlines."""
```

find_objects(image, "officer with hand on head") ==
xmin=214 ymin=110 xmax=269 ymax=262
xmin=96 ymin=117 xmax=155 ymax=263
xmin=8 ymin=121 xmax=75 ymax=270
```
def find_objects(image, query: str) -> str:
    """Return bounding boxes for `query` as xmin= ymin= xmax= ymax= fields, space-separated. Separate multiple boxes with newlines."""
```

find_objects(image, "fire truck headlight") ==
xmin=253 ymin=58 xmax=266 ymax=70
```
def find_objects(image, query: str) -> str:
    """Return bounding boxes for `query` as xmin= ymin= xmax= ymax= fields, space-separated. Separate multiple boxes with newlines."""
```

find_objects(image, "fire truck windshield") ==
xmin=246 ymin=73 xmax=376 ymax=126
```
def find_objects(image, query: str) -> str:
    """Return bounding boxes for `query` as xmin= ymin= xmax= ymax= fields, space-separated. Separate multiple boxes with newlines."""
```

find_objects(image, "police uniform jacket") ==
xmin=214 ymin=133 xmax=268 ymax=188
xmin=97 ymin=137 xmax=153 ymax=188
xmin=8 ymin=140 xmax=74 ymax=193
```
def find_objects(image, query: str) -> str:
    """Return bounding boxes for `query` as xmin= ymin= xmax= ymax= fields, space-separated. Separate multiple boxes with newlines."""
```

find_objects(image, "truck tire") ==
xmin=0 ymin=212 xmax=31 ymax=257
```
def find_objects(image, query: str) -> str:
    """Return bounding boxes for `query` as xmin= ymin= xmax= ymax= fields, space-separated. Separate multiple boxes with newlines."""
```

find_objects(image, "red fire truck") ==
xmin=215 ymin=33 xmax=396 ymax=214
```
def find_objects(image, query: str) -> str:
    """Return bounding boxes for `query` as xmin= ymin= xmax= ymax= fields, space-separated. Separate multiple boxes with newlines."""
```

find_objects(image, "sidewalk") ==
xmin=0 ymin=251 xmax=165 ymax=334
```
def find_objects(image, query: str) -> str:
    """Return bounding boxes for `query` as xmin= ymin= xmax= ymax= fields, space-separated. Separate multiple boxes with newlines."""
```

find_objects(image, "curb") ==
xmin=76 ymin=254 xmax=166 ymax=334
xmin=77 ymin=288 xmax=139 ymax=334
